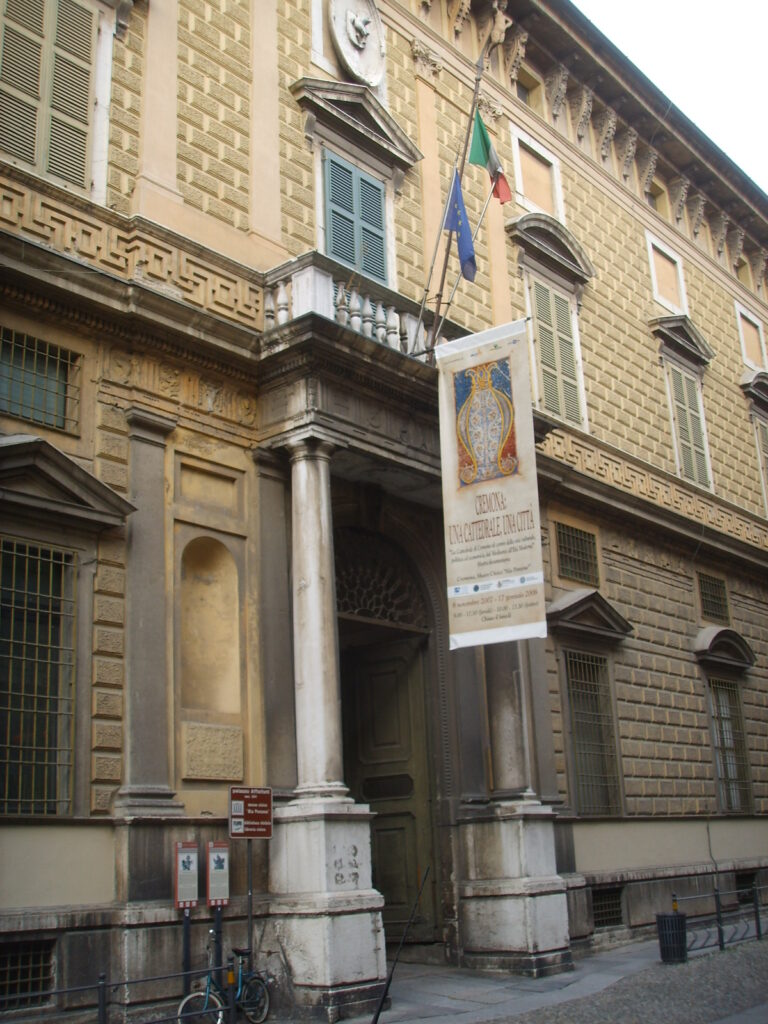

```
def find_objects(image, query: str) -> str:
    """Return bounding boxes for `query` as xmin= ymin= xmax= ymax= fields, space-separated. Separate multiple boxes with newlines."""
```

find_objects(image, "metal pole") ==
xmin=97 ymin=972 xmax=107 ymax=1024
xmin=226 ymin=954 xmax=237 ymax=1024
xmin=214 ymin=907 xmax=223 ymax=993
xmin=183 ymin=908 xmax=191 ymax=997
xmin=370 ymin=866 xmax=430 ymax=1024
xmin=714 ymin=886 xmax=725 ymax=950
xmin=247 ymin=838 xmax=253 ymax=972
xmin=754 ymin=885 xmax=762 ymax=941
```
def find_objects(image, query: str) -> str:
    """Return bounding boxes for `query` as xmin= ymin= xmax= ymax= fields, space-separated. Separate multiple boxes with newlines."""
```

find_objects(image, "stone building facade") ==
xmin=0 ymin=0 xmax=767 ymax=1018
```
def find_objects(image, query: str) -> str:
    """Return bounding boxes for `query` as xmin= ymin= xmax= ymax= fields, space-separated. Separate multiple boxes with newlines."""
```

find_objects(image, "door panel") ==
xmin=342 ymin=636 xmax=437 ymax=942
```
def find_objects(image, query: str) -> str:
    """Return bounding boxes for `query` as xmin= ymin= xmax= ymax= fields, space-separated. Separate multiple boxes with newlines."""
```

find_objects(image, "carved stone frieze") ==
xmin=669 ymin=176 xmax=690 ymax=224
xmin=686 ymin=192 xmax=707 ymax=237
xmin=616 ymin=127 xmax=638 ymax=180
xmin=636 ymin=146 xmax=658 ymax=196
xmin=449 ymin=0 xmax=472 ymax=34
xmin=540 ymin=432 xmax=768 ymax=554
xmin=0 ymin=172 xmax=263 ymax=330
xmin=502 ymin=25 xmax=528 ymax=84
xmin=477 ymin=93 xmax=503 ymax=124
xmin=594 ymin=106 xmax=617 ymax=160
xmin=710 ymin=211 xmax=728 ymax=256
xmin=545 ymin=64 xmax=569 ymax=123
xmin=567 ymin=84 xmax=593 ymax=141
xmin=410 ymin=38 xmax=442 ymax=80
xmin=749 ymin=248 xmax=767 ymax=287
xmin=727 ymin=225 xmax=745 ymax=269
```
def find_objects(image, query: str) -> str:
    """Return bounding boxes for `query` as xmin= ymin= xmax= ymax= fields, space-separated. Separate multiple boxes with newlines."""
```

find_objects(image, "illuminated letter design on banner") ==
xmin=436 ymin=321 xmax=546 ymax=649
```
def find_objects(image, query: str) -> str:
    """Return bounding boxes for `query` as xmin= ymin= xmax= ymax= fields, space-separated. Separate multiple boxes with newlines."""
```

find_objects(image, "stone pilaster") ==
xmin=113 ymin=406 xmax=183 ymax=818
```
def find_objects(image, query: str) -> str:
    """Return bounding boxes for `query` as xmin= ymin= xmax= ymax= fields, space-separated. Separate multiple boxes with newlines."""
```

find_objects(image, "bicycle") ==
xmin=177 ymin=930 xmax=269 ymax=1023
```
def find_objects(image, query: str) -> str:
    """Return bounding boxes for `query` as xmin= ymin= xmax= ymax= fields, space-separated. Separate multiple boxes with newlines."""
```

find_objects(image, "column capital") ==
xmin=126 ymin=405 xmax=177 ymax=445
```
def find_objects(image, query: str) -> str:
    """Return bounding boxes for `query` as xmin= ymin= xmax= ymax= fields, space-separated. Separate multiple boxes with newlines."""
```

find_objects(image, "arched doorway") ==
xmin=335 ymin=528 xmax=439 ymax=944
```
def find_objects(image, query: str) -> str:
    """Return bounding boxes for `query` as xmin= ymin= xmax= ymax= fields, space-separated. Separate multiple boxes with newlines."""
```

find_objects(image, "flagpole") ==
xmin=413 ymin=163 xmax=460 ymax=352
xmin=434 ymin=177 xmax=496 ymax=342
xmin=428 ymin=43 xmax=492 ymax=350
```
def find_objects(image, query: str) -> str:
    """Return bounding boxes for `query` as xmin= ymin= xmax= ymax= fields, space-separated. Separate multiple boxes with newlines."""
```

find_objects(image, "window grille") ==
xmin=592 ymin=887 xmax=624 ymax=928
xmin=0 ymin=940 xmax=55 ymax=1010
xmin=697 ymin=573 xmax=729 ymax=624
xmin=735 ymin=871 xmax=756 ymax=905
xmin=0 ymin=328 xmax=80 ymax=432
xmin=709 ymin=679 xmax=752 ymax=814
xmin=565 ymin=650 xmax=621 ymax=815
xmin=0 ymin=537 xmax=76 ymax=815
xmin=556 ymin=522 xmax=599 ymax=586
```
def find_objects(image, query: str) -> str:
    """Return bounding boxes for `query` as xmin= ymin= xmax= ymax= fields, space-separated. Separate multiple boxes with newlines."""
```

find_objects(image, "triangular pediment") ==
xmin=290 ymin=78 xmax=422 ymax=171
xmin=507 ymin=213 xmax=595 ymax=284
xmin=694 ymin=626 xmax=756 ymax=673
xmin=0 ymin=434 xmax=134 ymax=531
xmin=547 ymin=587 xmax=633 ymax=642
xmin=740 ymin=369 xmax=768 ymax=413
xmin=650 ymin=315 xmax=714 ymax=367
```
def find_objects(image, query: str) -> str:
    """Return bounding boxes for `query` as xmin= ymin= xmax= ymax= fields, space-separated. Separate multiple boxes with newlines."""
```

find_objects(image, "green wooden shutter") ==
xmin=324 ymin=150 xmax=387 ymax=283
xmin=0 ymin=0 xmax=95 ymax=187
xmin=669 ymin=363 xmax=709 ymax=486
xmin=533 ymin=279 xmax=580 ymax=425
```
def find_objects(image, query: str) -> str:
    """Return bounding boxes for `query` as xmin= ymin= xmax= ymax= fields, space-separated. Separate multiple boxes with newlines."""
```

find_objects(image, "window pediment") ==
xmin=547 ymin=587 xmax=633 ymax=642
xmin=507 ymin=213 xmax=595 ymax=287
xmin=0 ymin=434 xmax=134 ymax=531
xmin=694 ymin=626 xmax=756 ymax=673
xmin=290 ymin=78 xmax=422 ymax=179
xmin=650 ymin=315 xmax=714 ymax=368
xmin=740 ymin=369 xmax=768 ymax=413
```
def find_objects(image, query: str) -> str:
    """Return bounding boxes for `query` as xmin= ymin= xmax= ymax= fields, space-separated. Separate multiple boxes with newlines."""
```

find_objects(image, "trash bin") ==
xmin=656 ymin=912 xmax=687 ymax=963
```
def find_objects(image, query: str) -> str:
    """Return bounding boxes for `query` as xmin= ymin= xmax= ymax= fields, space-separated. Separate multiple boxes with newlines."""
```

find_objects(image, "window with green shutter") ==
xmin=0 ymin=0 xmax=97 ymax=189
xmin=531 ymin=278 xmax=581 ymax=425
xmin=667 ymin=362 xmax=710 ymax=487
xmin=324 ymin=150 xmax=387 ymax=283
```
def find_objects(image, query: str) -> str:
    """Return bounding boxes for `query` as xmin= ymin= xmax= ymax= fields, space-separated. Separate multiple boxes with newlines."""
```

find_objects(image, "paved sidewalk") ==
xmin=345 ymin=939 xmax=768 ymax=1024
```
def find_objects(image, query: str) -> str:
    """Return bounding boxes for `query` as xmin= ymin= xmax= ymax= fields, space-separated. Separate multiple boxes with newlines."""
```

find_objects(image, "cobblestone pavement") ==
xmin=508 ymin=941 xmax=768 ymax=1024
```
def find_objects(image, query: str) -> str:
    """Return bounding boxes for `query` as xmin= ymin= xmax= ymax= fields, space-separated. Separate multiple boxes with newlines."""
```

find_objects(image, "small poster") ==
xmin=174 ymin=841 xmax=199 ymax=909
xmin=207 ymin=841 xmax=230 ymax=907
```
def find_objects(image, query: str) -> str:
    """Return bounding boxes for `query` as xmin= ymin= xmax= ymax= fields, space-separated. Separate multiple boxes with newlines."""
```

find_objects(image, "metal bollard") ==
xmin=714 ymin=887 xmax=725 ymax=951
xmin=226 ymin=955 xmax=237 ymax=1024
xmin=97 ymin=972 xmax=108 ymax=1024
xmin=754 ymin=886 xmax=763 ymax=941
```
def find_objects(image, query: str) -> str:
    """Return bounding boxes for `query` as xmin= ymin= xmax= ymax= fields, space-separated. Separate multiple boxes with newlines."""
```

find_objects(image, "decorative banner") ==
xmin=435 ymin=320 xmax=546 ymax=649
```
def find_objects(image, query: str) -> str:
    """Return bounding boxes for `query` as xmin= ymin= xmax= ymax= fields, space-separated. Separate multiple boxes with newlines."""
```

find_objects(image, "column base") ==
xmin=112 ymin=785 xmax=185 ymax=819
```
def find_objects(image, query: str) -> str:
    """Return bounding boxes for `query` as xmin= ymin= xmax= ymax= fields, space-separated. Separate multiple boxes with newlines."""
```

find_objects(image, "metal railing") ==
xmin=670 ymin=883 xmax=765 ymax=954
xmin=0 ymin=953 xmax=263 ymax=1023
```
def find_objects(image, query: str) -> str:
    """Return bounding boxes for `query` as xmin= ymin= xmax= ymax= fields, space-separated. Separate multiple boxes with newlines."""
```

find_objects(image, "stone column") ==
xmin=485 ymin=642 xmax=534 ymax=796
xmin=113 ymin=407 xmax=182 ymax=818
xmin=267 ymin=434 xmax=386 ymax=1018
xmin=288 ymin=437 xmax=346 ymax=798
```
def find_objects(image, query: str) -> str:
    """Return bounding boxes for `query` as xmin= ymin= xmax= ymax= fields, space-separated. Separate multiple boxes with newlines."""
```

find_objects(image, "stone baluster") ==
xmin=349 ymin=289 xmax=361 ymax=332
xmin=335 ymin=282 xmax=348 ymax=325
xmin=276 ymin=280 xmax=290 ymax=324
xmin=375 ymin=302 xmax=386 ymax=343
xmin=386 ymin=307 xmax=400 ymax=349
xmin=264 ymin=288 xmax=275 ymax=329
xmin=361 ymin=295 xmax=374 ymax=338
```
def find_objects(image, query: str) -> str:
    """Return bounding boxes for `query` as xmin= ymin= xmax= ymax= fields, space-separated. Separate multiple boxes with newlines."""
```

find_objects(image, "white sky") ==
xmin=568 ymin=1 xmax=768 ymax=196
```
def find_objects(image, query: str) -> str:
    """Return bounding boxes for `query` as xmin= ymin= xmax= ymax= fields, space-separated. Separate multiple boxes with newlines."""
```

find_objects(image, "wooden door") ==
xmin=342 ymin=636 xmax=437 ymax=942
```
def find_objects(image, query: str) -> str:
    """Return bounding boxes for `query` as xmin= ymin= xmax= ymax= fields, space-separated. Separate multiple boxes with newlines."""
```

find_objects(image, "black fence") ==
xmin=657 ymin=883 xmax=766 ymax=963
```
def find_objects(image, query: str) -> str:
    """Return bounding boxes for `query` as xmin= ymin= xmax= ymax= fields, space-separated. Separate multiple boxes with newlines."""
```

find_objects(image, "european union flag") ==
xmin=444 ymin=169 xmax=476 ymax=282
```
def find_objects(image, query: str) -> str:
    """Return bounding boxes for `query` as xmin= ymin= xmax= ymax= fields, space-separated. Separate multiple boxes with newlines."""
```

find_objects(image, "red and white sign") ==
xmin=229 ymin=786 xmax=273 ymax=839
xmin=174 ymin=841 xmax=199 ymax=909
xmin=206 ymin=840 xmax=230 ymax=907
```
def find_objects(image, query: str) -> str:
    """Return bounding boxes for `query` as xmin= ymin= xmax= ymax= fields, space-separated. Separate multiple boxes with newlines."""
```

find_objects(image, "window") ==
xmin=756 ymin=418 xmax=768 ymax=513
xmin=510 ymin=128 xmax=563 ymax=220
xmin=735 ymin=304 xmax=766 ymax=369
xmin=323 ymin=150 xmax=386 ymax=283
xmin=556 ymin=521 xmax=599 ymax=586
xmin=666 ymin=361 xmax=711 ymax=487
xmin=0 ymin=0 xmax=98 ymax=189
xmin=530 ymin=278 xmax=582 ymax=425
xmin=0 ymin=536 xmax=76 ymax=815
xmin=0 ymin=327 xmax=80 ymax=431
xmin=708 ymin=679 xmax=752 ymax=813
xmin=565 ymin=650 xmax=621 ymax=816
xmin=647 ymin=233 xmax=687 ymax=314
xmin=0 ymin=939 xmax=55 ymax=1010
xmin=698 ymin=573 xmax=730 ymax=625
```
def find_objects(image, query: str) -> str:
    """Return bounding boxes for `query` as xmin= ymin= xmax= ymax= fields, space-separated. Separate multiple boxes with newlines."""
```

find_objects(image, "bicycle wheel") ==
xmin=177 ymin=989 xmax=225 ymax=1023
xmin=241 ymin=975 xmax=270 ymax=1023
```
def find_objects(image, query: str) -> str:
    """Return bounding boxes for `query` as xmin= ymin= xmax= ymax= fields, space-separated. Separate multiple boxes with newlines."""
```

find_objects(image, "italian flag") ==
xmin=469 ymin=110 xmax=512 ymax=203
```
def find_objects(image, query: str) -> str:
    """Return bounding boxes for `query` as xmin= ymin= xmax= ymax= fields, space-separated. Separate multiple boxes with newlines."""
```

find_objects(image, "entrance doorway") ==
xmin=341 ymin=631 xmax=438 ymax=943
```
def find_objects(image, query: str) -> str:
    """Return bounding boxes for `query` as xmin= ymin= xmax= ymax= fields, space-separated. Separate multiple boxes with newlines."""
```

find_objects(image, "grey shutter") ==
xmin=324 ymin=150 xmax=387 ymax=283
xmin=326 ymin=152 xmax=357 ymax=267
xmin=47 ymin=0 xmax=95 ymax=187
xmin=359 ymin=173 xmax=385 ymax=281
xmin=670 ymin=364 xmax=709 ymax=487
xmin=0 ymin=0 xmax=45 ymax=164
xmin=533 ymin=279 xmax=580 ymax=424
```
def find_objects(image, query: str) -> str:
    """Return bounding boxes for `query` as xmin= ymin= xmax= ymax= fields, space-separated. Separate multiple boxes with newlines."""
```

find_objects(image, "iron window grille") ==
xmin=565 ymin=650 xmax=621 ymax=816
xmin=556 ymin=522 xmax=599 ymax=586
xmin=0 ymin=537 xmax=76 ymax=816
xmin=592 ymin=887 xmax=624 ymax=928
xmin=0 ymin=939 xmax=55 ymax=1010
xmin=0 ymin=328 xmax=80 ymax=432
xmin=709 ymin=678 xmax=752 ymax=814
xmin=698 ymin=573 xmax=730 ymax=625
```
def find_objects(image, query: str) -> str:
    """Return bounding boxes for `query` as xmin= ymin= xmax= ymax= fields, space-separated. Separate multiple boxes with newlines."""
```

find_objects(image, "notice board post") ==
xmin=229 ymin=787 xmax=273 ymax=969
